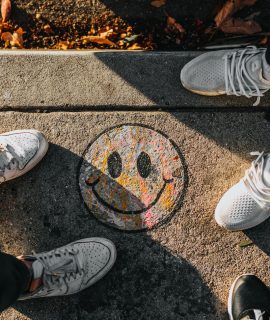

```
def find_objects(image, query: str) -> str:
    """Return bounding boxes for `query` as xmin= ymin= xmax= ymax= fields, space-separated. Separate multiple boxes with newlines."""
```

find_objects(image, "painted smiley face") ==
xmin=79 ymin=124 xmax=187 ymax=230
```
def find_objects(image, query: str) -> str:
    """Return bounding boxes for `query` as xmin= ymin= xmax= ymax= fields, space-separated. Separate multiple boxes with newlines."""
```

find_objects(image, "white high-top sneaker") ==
xmin=180 ymin=46 xmax=270 ymax=106
xmin=0 ymin=129 xmax=48 ymax=183
xmin=215 ymin=152 xmax=270 ymax=231
xmin=18 ymin=238 xmax=117 ymax=299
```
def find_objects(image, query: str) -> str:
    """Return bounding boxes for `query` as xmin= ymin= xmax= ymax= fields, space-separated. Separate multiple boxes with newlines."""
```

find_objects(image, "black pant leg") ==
xmin=265 ymin=41 xmax=270 ymax=65
xmin=0 ymin=252 xmax=30 ymax=312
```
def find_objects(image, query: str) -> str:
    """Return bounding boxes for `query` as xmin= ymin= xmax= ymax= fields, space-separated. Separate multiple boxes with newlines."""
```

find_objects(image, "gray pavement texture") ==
xmin=1 ymin=111 xmax=270 ymax=319
xmin=1 ymin=51 xmax=270 ymax=109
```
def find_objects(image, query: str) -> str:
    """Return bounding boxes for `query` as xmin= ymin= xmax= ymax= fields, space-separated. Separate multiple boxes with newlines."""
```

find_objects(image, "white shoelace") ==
xmin=223 ymin=47 xmax=270 ymax=106
xmin=243 ymin=151 xmax=270 ymax=208
xmin=33 ymin=247 xmax=84 ymax=295
xmin=0 ymin=143 xmax=24 ymax=179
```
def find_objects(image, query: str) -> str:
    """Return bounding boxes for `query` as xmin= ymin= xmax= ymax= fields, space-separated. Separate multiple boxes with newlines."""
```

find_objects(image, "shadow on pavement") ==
xmin=94 ymin=51 xmax=249 ymax=108
xmin=244 ymin=219 xmax=270 ymax=257
xmin=172 ymin=112 xmax=270 ymax=160
xmin=0 ymin=143 xmax=225 ymax=319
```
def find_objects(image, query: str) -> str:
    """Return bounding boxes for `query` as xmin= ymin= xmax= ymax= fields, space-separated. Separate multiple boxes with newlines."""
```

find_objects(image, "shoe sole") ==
xmin=181 ymin=82 xmax=226 ymax=97
xmin=1 ymin=129 xmax=49 ymax=182
xmin=228 ymin=274 xmax=254 ymax=320
xmin=215 ymin=209 xmax=270 ymax=231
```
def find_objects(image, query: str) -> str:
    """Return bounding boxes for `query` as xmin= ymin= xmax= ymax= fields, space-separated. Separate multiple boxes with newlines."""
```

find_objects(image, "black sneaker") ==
xmin=228 ymin=274 xmax=270 ymax=320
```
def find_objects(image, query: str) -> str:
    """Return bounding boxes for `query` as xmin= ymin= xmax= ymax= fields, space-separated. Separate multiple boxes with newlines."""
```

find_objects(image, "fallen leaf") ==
xmin=81 ymin=35 xmax=117 ymax=47
xmin=56 ymin=40 xmax=74 ymax=50
xmin=11 ymin=27 xmax=24 ymax=48
xmin=1 ymin=28 xmax=24 ymax=48
xmin=127 ymin=43 xmax=143 ymax=50
xmin=166 ymin=16 xmax=186 ymax=34
xmin=151 ymin=0 xmax=166 ymax=8
xmin=259 ymin=36 xmax=268 ymax=45
xmin=239 ymin=239 xmax=253 ymax=248
xmin=1 ymin=0 xmax=11 ymax=22
xmin=235 ymin=0 xmax=257 ymax=10
xmin=215 ymin=0 xmax=258 ymax=27
xmin=44 ymin=24 xmax=53 ymax=34
xmin=1 ymin=31 xmax=12 ymax=41
xmin=99 ymin=28 xmax=114 ymax=38
xmin=221 ymin=18 xmax=262 ymax=35
xmin=125 ymin=34 xmax=139 ymax=42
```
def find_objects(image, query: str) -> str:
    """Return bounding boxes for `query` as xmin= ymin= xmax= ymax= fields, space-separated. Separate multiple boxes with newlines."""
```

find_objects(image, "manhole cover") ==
xmin=79 ymin=124 xmax=187 ymax=231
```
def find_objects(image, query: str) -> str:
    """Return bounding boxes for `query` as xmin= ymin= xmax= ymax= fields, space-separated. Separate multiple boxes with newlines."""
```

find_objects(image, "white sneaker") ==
xmin=0 ymin=129 xmax=48 ymax=183
xmin=18 ymin=238 xmax=117 ymax=300
xmin=180 ymin=46 xmax=270 ymax=106
xmin=215 ymin=152 xmax=270 ymax=230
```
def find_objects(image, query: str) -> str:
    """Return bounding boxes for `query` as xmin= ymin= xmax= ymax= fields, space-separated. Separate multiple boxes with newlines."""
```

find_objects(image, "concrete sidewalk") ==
xmin=0 ymin=50 xmax=269 ymax=110
xmin=1 ymin=111 xmax=270 ymax=320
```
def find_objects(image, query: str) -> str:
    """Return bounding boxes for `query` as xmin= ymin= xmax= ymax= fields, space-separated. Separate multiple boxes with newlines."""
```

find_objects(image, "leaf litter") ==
xmin=0 ymin=0 xmax=268 ymax=50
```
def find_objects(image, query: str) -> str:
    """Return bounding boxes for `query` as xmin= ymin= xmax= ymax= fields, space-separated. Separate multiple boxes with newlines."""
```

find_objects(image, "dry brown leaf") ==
xmin=166 ymin=16 xmax=186 ymax=34
xmin=99 ymin=29 xmax=114 ymax=38
xmin=1 ymin=27 xmax=24 ymax=48
xmin=11 ymin=27 xmax=24 ymax=48
xmin=215 ymin=1 xmax=235 ymax=27
xmin=127 ymin=43 xmax=143 ymax=50
xmin=259 ymin=36 xmax=268 ymax=46
xmin=44 ymin=24 xmax=53 ymax=34
xmin=81 ymin=35 xmax=117 ymax=47
xmin=151 ymin=0 xmax=166 ymax=8
xmin=1 ymin=0 xmax=11 ymax=22
xmin=235 ymin=0 xmax=257 ymax=10
xmin=1 ymin=31 xmax=12 ymax=41
xmin=221 ymin=18 xmax=262 ymax=35
xmin=215 ymin=0 xmax=258 ymax=27
xmin=56 ymin=40 xmax=74 ymax=50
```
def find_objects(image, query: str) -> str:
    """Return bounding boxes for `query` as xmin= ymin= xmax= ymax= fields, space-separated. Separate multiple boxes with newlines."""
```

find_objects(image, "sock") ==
xmin=262 ymin=53 xmax=270 ymax=81
xmin=20 ymin=258 xmax=44 ymax=292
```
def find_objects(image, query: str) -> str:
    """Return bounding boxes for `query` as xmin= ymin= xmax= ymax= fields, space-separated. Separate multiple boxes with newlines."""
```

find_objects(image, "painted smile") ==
xmin=87 ymin=177 xmax=173 ymax=214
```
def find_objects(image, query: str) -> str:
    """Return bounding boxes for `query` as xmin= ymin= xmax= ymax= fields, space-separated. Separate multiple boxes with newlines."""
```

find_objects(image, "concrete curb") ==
xmin=0 ymin=50 xmax=269 ymax=110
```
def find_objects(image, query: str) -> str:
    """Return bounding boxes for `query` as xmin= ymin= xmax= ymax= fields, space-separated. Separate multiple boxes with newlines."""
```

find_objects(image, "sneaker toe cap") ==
xmin=215 ymin=181 xmax=262 ymax=230
xmin=180 ymin=51 xmax=226 ymax=93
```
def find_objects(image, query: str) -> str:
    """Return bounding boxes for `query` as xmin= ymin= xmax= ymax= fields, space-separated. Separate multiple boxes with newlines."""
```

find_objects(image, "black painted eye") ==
xmin=137 ymin=152 xmax=151 ymax=178
xmin=107 ymin=152 xmax=122 ymax=178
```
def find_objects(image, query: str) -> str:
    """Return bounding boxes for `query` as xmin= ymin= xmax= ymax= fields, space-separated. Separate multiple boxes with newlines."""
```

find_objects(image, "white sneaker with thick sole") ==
xmin=215 ymin=152 xmax=270 ymax=231
xmin=18 ymin=238 xmax=117 ymax=300
xmin=0 ymin=129 xmax=48 ymax=183
xmin=180 ymin=47 xmax=270 ymax=106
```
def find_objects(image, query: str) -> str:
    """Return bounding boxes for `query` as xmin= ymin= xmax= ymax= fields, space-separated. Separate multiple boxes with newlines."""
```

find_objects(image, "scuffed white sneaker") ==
xmin=0 ymin=129 xmax=48 ymax=183
xmin=18 ymin=238 xmax=117 ymax=300
xmin=215 ymin=152 xmax=270 ymax=230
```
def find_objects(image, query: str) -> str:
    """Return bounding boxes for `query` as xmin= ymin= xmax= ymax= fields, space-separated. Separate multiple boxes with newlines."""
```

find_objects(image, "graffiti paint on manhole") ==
xmin=79 ymin=124 xmax=187 ymax=231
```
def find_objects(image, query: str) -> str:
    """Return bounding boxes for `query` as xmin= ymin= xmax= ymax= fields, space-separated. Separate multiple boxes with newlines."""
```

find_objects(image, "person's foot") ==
xmin=0 ymin=129 xmax=48 ymax=183
xmin=18 ymin=238 xmax=116 ymax=300
xmin=228 ymin=274 xmax=270 ymax=320
xmin=180 ymin=46 xmax=270 ymax=106
xmin=215 ymin=152 xmax=270 ymax=230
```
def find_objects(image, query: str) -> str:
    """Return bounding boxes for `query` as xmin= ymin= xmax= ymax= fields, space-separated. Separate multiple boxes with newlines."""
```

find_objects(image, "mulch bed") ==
xmin=0 ymin=0 xmax=269 ymax=50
